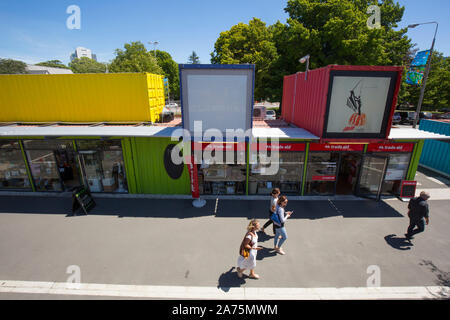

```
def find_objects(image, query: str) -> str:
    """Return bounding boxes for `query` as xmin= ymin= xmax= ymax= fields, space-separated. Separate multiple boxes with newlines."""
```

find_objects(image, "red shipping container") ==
xmin=282 ymin=65 xmax=403 ymax=142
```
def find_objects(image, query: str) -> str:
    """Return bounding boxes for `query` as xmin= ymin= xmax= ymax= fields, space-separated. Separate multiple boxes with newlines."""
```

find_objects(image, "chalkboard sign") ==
xmin=400 ymin=180 xmax=417 ymax=198
xmin=72 ymin=186 xmax=96 ymax=215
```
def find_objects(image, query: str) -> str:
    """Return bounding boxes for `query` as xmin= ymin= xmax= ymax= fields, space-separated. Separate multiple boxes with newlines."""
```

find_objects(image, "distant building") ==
xmin=26 ymin=65 xmax=73 ymax=74
xmin=70 ymin=47 xmax=97 ymax=61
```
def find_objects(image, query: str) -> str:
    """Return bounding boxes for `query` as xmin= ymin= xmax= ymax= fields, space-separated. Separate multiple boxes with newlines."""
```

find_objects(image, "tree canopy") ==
xmin=109 ymin=41 xmax=163 ymax=74
xmin=210 ymin=0 xmax=418 ymax=104
xmin=68 ymin=57 xmax=106 ymax=73
xmin=155 ymin=50 xmax=180 ymax=100
xmin=36 ymin=60 xmax=70 ymax=69
xmin=211 ymin=18 xmax=278 ymax=101
xmin=0 ymin=58 xmax=28 ymax=74
xmin=188 ymin=51 xmax=200 ymax=64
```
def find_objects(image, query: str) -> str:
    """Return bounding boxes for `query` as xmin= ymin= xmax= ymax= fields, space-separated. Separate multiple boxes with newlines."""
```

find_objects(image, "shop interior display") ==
xmin=198 ymin=162 xmax=246 ymax=195
xmin=248 ymin=151 xmax=304 ymax=194
xmin=0 ymin=146 xmax=30 ymax=189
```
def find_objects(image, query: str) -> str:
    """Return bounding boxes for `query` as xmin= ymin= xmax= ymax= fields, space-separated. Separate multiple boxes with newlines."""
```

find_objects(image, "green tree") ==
xmin=188 ymin=51 xmax=200 ymax=64
xmin=211 ymin=18 xmax=279 ymax=101
xmin=270 ymin=0 xmax=412 ymax=102
xmin=109 ymin=41 xmax=163 ymax=74
xmin=36 ymin=60 xmax=70 ymax=69
xmin=155 ymin=50 xmax=180 ymax=100
xmin=69 ymin=57 xmax=107 ymax=73
xmin=0 ymin=58 xmax=28 ymax=74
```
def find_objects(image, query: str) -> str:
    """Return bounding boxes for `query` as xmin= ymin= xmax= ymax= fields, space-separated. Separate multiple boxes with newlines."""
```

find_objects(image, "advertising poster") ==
xmin=326 ymin=76 xmax=391 ymax=134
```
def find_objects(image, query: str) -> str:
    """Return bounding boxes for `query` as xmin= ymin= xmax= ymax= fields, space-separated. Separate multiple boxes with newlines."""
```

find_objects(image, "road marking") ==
xmin=426 ymin=176 xmax=446 ymax=185
xmin=0 ymin=280 xmax=449 ymax=300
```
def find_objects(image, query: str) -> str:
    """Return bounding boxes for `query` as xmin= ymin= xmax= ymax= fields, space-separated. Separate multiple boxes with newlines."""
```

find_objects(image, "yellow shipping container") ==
xmin=0 ymin=73 xmax=165 ymax=123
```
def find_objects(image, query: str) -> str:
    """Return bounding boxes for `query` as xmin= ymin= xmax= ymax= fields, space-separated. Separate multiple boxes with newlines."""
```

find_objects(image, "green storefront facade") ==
xmin=0 ymin=133 xmax=426 ymax=198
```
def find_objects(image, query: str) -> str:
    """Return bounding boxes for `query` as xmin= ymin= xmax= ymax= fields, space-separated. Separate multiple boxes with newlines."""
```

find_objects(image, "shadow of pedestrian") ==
xmin=256 ymin=246 xmax=277 ymax=261
xmin=217 ymin=267 xmax=246 ymax=292
xmin=257 ymin=230 xmax=274 ymax=243
xmin=384 ymin=234 xmax=414 ymax=250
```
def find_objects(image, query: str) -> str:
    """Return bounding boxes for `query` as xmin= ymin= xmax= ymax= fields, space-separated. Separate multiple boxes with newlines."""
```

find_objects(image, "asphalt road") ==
xmin=0 ymin=167 xmax=449 ymax=299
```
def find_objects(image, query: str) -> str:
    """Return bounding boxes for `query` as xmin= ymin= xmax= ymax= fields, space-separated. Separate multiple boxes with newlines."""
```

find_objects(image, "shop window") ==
xmin=0 ymin=140 xmax=31 ymax=190
xmin=197 ymin=146 xmax=246 ymax=195
xmin=305 ymin=152 xmax=339 ymax=195
xmin=248 ymin=150 xmax=304 ymax=195
xmin=23 ymin=140 xmax=81 ymax=192
xmin=76 ymin=140 xmax=127 ymax=193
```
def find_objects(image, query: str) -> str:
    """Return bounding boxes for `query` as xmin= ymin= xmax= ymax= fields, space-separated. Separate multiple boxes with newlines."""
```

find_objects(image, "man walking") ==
xmin=405 ymin=191 xmax=430 ymax=240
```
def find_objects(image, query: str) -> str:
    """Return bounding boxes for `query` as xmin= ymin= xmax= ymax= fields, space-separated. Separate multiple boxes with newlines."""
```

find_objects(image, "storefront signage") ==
xmin=309 ymin=143 xmax=364 ymax=152
xmin=250 ymin=142 xmax=306 ymax=152
xmin=185 ymin=155 xmax=200 ymax=199
xmin=312 ymin=175 xmax=336 ymax=181
xmin=367 ymin=143 xmax=414 ymax=153
xmin=400 ymin=180 xmax=417 ymax=198
xmin=192 ymin=142 xmax=246 ymax=152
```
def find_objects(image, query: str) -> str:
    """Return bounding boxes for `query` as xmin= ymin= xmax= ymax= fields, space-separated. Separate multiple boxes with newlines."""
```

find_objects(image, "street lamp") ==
xmin=299 ymin=54 xmax=310 ymax=80
xmin=148 ymin=41 xmax=159 ymax=58
xmin=407 ymin=22 xmax=439 ymax=128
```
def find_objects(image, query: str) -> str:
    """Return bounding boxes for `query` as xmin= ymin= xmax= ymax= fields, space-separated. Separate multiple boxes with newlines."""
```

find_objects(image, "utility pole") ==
xmin=407 ymin=22 xmax=439 ymax=128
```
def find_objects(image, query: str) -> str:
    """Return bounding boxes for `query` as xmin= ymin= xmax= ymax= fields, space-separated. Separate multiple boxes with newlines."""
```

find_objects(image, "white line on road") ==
xmin=0 ymin=280 xmax=449 ymax=300
xmin=425 ymin=176 xmax=446 ymax=185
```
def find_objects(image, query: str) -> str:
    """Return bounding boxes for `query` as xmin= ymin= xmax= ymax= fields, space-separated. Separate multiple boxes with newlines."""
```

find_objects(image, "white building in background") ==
xmin=26 ymin=65 xmax=73 ymax=74
xmin=70 ymin=47 xmax=97 ymax=61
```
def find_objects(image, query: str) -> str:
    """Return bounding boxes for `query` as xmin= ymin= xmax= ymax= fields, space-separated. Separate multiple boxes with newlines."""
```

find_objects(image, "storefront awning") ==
xmin=0 ymin=124 xmax=321 ymax=140
xmin=0 ymin=125 xmax=182 ymax=138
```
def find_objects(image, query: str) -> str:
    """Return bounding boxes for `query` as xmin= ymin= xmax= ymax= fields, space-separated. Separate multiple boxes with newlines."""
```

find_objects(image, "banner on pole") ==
xmin=406 ymin=50 xmax=431 ymax=86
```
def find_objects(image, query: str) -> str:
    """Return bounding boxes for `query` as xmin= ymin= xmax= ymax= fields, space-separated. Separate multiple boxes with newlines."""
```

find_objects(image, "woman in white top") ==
xmin=237 ymin=219 xmax=262 ymax=279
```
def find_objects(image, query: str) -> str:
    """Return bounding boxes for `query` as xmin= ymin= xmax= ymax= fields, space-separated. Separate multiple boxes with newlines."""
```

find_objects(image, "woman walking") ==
xmin=237 ymin=219 xmax=262 ymax=279
xmin=273 ymin=195 xmax=292 ymax=255
xmin=261 ymin=188 xmax=280 ymax=234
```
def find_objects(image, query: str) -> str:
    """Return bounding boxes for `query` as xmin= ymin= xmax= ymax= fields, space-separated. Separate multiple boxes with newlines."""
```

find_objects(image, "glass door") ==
xmin=356 ymin=155 xmax=388 ymax=200
xmin=79 ymin=151 xmax=104 ymax=192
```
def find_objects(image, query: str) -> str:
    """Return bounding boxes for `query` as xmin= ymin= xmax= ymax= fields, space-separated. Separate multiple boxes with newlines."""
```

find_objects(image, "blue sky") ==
xmin=0 ymin=0 xmax=448 ymax=65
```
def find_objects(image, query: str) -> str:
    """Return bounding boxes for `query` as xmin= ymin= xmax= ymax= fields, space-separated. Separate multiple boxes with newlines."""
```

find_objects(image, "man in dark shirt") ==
xmin=405 ymin=191 xmax=430 ymax=240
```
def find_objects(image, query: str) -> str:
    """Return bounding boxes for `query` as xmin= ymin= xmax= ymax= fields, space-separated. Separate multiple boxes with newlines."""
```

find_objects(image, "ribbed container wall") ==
xmin=419 ymin=119 xmax=450 ymax=175
xmin=0 ymin=73 xmax=165 ymax=123
xmin=127 ymin=137 xmax=190 ymax=194
xmin=281 ymin=74 xmax=296 ymax=123
xmin=281 ymin=66 xmax=330 ymax=137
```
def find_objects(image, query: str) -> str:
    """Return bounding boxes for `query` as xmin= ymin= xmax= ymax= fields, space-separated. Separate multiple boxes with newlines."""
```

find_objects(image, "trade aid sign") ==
xmin=309 ymin=143 xmax=365 ymax=152
xmin=368 ymin=143 xmax=414 ymax=153
xmin=250 ymin=142 xmax=306 ymax=152
xmin=185 ymin=155 xmax=200 ymax=199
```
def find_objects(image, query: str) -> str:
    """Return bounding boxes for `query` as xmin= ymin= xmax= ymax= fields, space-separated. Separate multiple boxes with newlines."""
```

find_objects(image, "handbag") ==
xmin=239 ymin=233 xmax=253 ymax=259
xmin=270 ymin=210 xmax=282 ymax=226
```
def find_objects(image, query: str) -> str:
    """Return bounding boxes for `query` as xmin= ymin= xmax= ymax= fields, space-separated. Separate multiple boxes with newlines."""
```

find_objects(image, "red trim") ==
xmin=250 ymin=142 xmax=306 ymax=152
xmin=400 ymin=180 xmax=417 ymax=198
xmin=367 ymin=143 xmax=414 ymax=153
xmin=309 ymin=143 xmax=365 ymax=152
xmin=312 ymin=175 xmax=336 ymax=181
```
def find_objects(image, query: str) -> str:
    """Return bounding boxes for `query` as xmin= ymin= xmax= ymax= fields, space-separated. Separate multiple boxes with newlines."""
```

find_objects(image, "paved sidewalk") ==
xmin=0 ymin=194 xmax=449 ymax=296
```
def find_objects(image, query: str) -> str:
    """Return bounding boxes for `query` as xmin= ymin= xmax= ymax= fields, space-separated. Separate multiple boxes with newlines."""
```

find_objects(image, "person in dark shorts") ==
xmin=405 ymin=191 xmax=430 ymax=240
xmin=261 ymin=188 xmax=280 ymax=235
